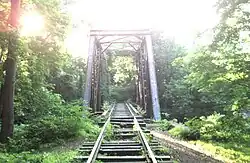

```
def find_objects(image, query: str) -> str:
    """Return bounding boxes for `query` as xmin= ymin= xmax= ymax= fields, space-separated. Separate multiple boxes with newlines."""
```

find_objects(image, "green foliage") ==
xmin=156 ymin=119 xmax=174 ymax=131
xmin=105 ymin=124 xmax=115 ymax=141
xmin=185 ymin=0 xmax=250 ymax=114
xmin=168 ymin=125 xmax=191 ymax=139
xmin=5 ymin=101 xmax=100 ymax=152
xmin=189 ymin=140 xmax=250 ymax=163
xmin=152 ymin=2 xmax=250 ymax=160
xmin=159 ymin=146 xmax=170 ymax=155
xmin=152 ymin=35 xmax=219 ymax=121
xmin=0 ymin=150 xmax=77 ymax=163
xmin=50 ymin=57 xmax=86 ymax=101
xmin=42 ymin=150 xmax=77 ymax=163
xmin=102 ymin=101 xmax=112 ymax=111
xmin=109 ymin=84 xmax=135 ymax=102
xmin=0 ymin=0 xmax=95 ymax=161
xmin=185 ymin=113 xmax=250 ymax=142
xmin=0 ymin=151 xmax=44 ymax=163
xmin=108 ymin=55 xmax=136 ymax=86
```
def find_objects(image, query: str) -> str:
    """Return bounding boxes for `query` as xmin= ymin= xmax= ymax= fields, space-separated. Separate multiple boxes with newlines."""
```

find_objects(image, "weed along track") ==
xmin=74 ymin=103 xmax=173 ymax=163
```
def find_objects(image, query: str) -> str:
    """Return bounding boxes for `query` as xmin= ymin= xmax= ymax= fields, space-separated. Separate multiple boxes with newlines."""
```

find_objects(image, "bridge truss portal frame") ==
xmin=83 ymin=29 xmax=161 ymax=120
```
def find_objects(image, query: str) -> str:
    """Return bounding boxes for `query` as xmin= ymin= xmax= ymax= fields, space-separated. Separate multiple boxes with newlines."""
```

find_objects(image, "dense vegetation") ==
xmin=153 ymin=1 xmax=250 ymax=162
xmin=0 ymin=0 xmax=100 ymax=162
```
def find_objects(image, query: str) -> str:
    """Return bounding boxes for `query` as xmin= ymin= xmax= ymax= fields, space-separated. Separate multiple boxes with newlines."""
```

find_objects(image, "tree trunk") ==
xmin=0 ymin=83 xmax=4 ymax=118
xmin=0 ymin=34 xmax=17 ymax=143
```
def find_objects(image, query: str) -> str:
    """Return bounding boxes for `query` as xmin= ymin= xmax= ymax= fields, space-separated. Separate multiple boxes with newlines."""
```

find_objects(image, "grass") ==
xmin=0 ymin=138 xmax=85 ymax=163
xmin=0 ymin=149 xmax=77 ymax=163
xmin=189 ymin=140 xmax=250 ymax=163
xmin=104 ymin=123 xmax=116 ymax=141
xmin=41 ymin=150 xmax=78 ymax=163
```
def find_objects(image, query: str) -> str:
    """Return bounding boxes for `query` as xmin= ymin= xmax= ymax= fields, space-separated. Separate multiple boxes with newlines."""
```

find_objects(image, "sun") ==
xmin=20 ymin=11 xmax=44 ymax=36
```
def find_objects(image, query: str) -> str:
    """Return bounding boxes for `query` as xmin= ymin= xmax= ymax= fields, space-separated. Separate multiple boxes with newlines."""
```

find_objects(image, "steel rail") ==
xmin=86 ymin=103 xmax=115 ymax=163
xmin=127 ymin=102 xmax=140 ymax=115
xmin=125 ymin=102 xmax=157 ymax=163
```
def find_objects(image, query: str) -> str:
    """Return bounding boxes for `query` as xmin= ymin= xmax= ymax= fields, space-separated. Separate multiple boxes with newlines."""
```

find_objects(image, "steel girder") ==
xmin=84 ymin=30 xmax=161 ymax=120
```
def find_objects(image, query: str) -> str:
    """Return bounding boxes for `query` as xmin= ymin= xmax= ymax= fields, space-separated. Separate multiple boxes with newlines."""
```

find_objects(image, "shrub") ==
xmin=185 ymin=117 xmax=202 ymax=140
xmin=184 ymin=113 xmax=250 ymax=142
xmin=6 ymin=102 xmax=100 ymax=152
xmin=168 ymin=125 xmax=190 ymax=139
xmin=158 ymin=119 xmax=174 ymax=131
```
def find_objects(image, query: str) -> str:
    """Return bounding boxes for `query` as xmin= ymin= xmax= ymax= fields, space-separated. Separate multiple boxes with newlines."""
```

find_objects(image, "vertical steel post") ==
xmin=135 ymin=52 xmax=140 ymax=104
xmin=96 ymin=45 xmax=101 ymax=112
xmin=143 ymin=44 xmax=153 ymax=118
xmin=138 ymin=50 xmax=144 ymax=107
xmin=145 ymin=35 xmax=161 ymax=120
xmin=140 ymin=47 xmax=147 ymax=112
xmin=84 ymin=36 xmax=96 ymax=106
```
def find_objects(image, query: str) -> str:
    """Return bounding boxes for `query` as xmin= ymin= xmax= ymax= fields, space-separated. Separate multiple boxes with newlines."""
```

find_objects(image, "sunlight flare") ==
xmin=20 ymin=11 xmax=44 ymax=36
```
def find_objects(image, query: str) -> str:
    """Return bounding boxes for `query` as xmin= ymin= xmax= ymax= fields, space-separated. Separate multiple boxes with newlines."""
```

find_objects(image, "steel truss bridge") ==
xmin=83 ymin=29 xmax=161 ymax=120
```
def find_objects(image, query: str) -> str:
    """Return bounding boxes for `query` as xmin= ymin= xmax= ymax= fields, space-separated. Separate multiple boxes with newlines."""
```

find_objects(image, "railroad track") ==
xmin=74 ymin=103 xmax=173 ymax=163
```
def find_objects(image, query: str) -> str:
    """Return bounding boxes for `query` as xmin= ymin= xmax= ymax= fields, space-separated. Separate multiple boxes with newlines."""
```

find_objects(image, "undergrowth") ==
xmin=0 ymin=148 xmax=77 ymax=163
xmin=156 ymin=113 xmax=250 ymax=163
xmin=189 ymin=140 xmax=250 ymax=163
xmin=104 ymin=123 xmax=116 ymax=141
xmin=0 ymin=100 xmax=100 ymax=162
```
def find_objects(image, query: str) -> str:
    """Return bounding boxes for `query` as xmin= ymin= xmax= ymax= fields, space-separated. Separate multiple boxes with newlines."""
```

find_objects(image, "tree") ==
xmin=0 ymin=33 xmax=17 ymax=142
xmin=0 ymin=0 xmax=21 ymax=142
xmin=187 ymin=0 xmax=250 ymax=113
xmin=0 ymin=0 xmax=71 ymax=142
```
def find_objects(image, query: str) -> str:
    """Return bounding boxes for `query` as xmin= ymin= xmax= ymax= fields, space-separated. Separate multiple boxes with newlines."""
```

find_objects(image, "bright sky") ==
xmin=65 ymin=0 xmax=219 ymax=57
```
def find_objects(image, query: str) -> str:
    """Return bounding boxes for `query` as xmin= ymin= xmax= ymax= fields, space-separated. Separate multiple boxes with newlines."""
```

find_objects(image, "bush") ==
xmin=185 ymin=117 xmax=203 ymax=140
xmin=158 ymin=119 xmax=174 ymax=131
xmin=184 ymin=114 xmax=224 ymax=141
xmin=6 ymin=102 xmax=100 ymax=152
xmin=168 ymin=124 xmax=200 ymax=140
xmin=14 ymin=87 xmax=64 ymax=124
xmin=184 ymin=113 xmax=250 ymax=142
xmin=168 ymin=125 xmax=190 ymax=139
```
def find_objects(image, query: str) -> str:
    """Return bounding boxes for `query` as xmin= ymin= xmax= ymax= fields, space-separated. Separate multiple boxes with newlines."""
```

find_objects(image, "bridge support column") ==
xmin=93 ymin=44 xmax=102 ymax=112
xmin=142 ymin=45 xmax=153 ymax=118
xmin=84 ymin=36 xmax=96 ymax=106
xmin=145 ymin=35 xmax=161 ymax=120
